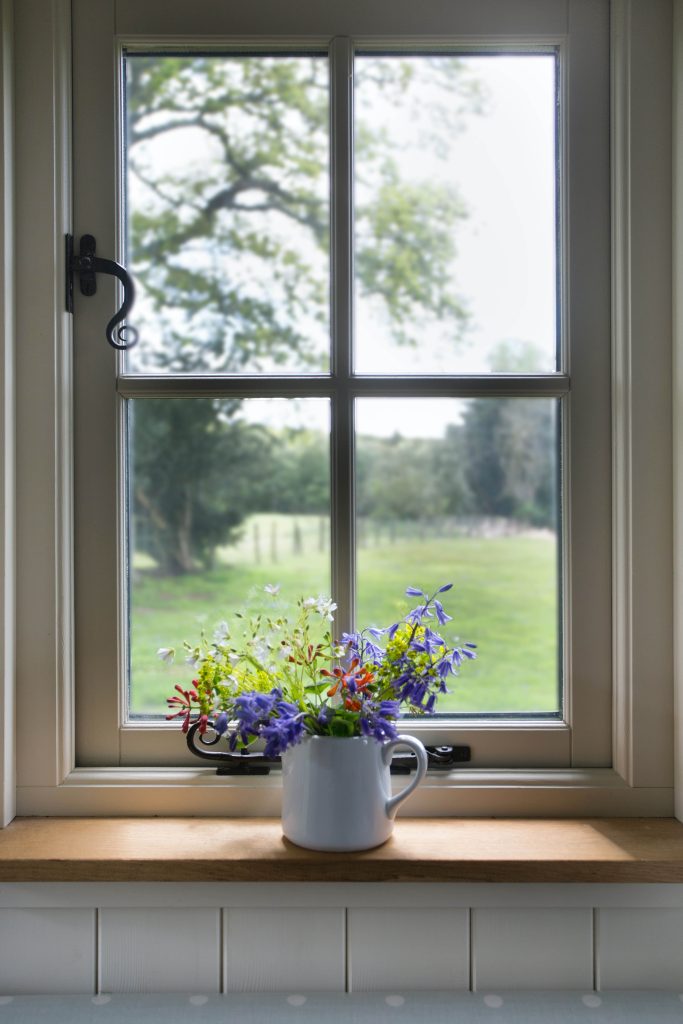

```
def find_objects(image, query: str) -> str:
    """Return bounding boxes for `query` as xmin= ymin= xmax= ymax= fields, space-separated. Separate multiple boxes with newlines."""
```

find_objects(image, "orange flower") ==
xmin=321 ymin=659 xmax=375 ymax=700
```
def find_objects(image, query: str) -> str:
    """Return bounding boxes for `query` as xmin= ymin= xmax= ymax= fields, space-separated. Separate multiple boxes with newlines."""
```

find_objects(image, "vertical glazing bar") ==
xmin=330 ymin=37 xmax=355 ymax=639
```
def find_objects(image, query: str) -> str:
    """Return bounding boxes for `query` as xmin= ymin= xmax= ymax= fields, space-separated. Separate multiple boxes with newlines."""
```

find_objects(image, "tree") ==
xmin=462 ymin=343 xmax=556 ymax=528
xmin=127 ymin=55 xmax=482 ymax=572
xmin=132 ymin=400 xmax=273 ymax=574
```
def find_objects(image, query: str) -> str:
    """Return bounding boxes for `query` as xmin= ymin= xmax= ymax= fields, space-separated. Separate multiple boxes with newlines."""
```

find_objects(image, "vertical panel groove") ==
xmin=219 ymin=907 xmax=225 ymax=995
xmin=95 ymin=907 xmax=100 ymax=995
xmin=344 ymin=907 xmax=350 ymax=993
xmin=468 ymin=907 xmax=474 ymax=992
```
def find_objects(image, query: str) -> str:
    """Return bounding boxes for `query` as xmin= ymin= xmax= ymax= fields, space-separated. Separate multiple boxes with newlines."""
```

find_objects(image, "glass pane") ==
xmin=124 ymin=54 xmax=330 ymax=374
xmin=354 ymin=54 xmax=557 ymax=375
xmin=355 ymin=398 xmax=560 ymax=714
xmin=127 ymin=397 xmax=330 ymax=716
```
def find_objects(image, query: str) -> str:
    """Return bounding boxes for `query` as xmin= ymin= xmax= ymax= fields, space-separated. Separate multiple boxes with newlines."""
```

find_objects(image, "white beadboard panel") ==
xmin=99 ymin=908 xmax=220 ymax=993
xmin=597 ymin=908 xmax=683 ymax=990
xmin=5 ymin=883 xmax=683 ymax=910
xmin=0 ymin=909 xmax=95 ymax=994
xmin=347 ymin=907 xmax=469 ymax=991
xmin=472 ymin=908 xmax=593 ymax=991
xmin=223 ymin=907 xmax=345 ymax=992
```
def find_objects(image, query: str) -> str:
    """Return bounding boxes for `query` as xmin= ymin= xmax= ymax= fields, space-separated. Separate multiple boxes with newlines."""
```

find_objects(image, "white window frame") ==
xmin=76 ymin=0 xmax=610 ymax=773
xmin=1 ymin=0 xmax=676 ymax=821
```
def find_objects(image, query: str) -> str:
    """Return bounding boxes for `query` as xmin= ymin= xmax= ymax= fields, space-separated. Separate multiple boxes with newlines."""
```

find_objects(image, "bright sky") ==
xmin=355 ymin=54 xmax=557 ymax=381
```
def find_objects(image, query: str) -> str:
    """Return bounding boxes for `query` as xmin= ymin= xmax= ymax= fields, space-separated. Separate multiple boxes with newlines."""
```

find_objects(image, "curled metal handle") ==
xmin=86 ymin=254 xmax=138 ymax=350
xmin=186 ymin=719 xmax=275 ymax=775
xmin=66 ymin=234 xmax=139 ymax=350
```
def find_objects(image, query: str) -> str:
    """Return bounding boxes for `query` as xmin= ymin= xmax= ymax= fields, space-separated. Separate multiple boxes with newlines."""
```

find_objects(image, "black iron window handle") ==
xmin=66 ymin=233 xmax=139 ymax=350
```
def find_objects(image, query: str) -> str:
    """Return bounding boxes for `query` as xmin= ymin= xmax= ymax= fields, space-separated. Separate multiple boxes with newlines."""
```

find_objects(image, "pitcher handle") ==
xmin=383 ymin=735 xmax=429 ymax=820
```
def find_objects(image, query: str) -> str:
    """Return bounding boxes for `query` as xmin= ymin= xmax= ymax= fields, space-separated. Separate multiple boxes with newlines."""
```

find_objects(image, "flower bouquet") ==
xmin=164 ymin=583 xmax=476 ymax=851
xmin=164 ymin=583 xmax=476 ymax=756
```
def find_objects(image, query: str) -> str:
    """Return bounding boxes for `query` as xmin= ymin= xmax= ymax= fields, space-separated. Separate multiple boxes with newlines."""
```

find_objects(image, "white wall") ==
xmin=1 ymin=883 xmax=683 ymax=994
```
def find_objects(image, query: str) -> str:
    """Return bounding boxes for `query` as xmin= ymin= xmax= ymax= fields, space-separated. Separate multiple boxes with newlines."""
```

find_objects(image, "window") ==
xmin=9 ymin=0 xmax=675 ymax=818
xmin=74 ymin=4 xmax=610 ymax=772
xmin=123 ymin=51 xmax=561 ymax=727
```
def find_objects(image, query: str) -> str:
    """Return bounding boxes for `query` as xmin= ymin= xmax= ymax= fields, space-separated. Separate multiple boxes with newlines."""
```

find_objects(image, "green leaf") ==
xmin=329 ymin=715 xmax=356 ymax=737
xmin=304 ymin=682 xmax=329 ymax=695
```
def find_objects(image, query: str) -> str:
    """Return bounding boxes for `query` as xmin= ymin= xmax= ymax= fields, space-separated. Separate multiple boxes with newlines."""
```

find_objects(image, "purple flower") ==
xmin=433 ymin=600 xmax=453 ymax=625
xmin=405 ymin=586 xmax=424 ymax=597
xmin=261 ymin=709 xmax=305 ymax=757
xmin=437 ymin=583 xmax=453 ymax=593
xmin=365 ymin=640 xmax=384 ymax=662
xmin=214 ymin=711 xmax=229 ymax=736
xmin=437 ymin=658 xmax=452 ymax=679
xmin=359 ymin=704 xmax=399 ymax=743
xmin=424 ymin=628 xmax=445 ymax=650
xmin=317 ymin=706 xmax=333 ymax=727
xmin=379 ymin=700 xmax=401 ymax=717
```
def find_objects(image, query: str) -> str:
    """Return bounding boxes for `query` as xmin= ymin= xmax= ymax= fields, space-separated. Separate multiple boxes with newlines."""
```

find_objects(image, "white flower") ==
xmin=315 ymin=596 xmax=337 ymax=621
xmin=185 ymin=654 xmax=201 ymax=669
xmin=156 ymin=647 xmax=175 ymax=664
xmin=253 ymin=639 xmax=270 ymax=662
xmin=304 ymin=595 xmax=336 ymax=620
xmin=213 ymin=620 xmax=229 ymax=643
xmin=219 ymin=675 xmax=239 ymax=691
xmin=264 ymin=583 xmax=281 ymax=596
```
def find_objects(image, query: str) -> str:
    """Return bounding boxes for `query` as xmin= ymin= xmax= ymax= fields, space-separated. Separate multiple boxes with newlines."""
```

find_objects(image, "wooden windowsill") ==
xmin=1 ymin=817 xmax=683 ymax=882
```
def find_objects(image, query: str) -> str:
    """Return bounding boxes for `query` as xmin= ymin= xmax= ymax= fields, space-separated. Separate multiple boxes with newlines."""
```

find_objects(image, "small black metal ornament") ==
xmin=185 ymin=719 xmax=470 ymax=776
xmin=65 ymin=233 xmax=139 ymax=350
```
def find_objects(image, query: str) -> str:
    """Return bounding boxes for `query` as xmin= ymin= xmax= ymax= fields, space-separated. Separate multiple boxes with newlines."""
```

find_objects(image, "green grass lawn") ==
xmin=130 ymin=514 xmax=559 ymax=717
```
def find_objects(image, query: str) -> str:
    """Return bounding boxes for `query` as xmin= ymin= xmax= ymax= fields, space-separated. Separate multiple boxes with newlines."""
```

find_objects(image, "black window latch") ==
xmin=65 ymin=233 xmax=139 ymax=350
xmin=185 ymin=721 xmax=471 ymax=775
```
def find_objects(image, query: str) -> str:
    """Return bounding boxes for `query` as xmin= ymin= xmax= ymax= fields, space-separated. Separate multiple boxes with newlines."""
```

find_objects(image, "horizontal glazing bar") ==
xmin=117 ymin=373 xmax=571 ymax=399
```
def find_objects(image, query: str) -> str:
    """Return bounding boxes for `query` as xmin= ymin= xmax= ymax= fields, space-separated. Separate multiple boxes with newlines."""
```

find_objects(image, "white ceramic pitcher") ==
xmin=281 ymin=734 xmax=428 ymax=852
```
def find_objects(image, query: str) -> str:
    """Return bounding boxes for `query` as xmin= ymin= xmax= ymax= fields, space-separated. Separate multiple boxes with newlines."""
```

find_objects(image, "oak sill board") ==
xmin=1 ymin=818 xmax=683 ymax=882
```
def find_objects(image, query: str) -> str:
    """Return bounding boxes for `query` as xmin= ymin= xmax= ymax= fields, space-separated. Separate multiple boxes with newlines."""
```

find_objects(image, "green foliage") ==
xmin=356 ymin=428 xmax=472 ymax=522
xmin=132 ymin=399 xmax=270 ymax=574
xmin=179 ymin=593 xmax=339 ymax=718
xmin=462 ymin=400 xmax=555 ymax=527
xmin=355 ymin=180 xmax=468 ymax=343
xmin=126 ymin=54 xmax=480 ymax=572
